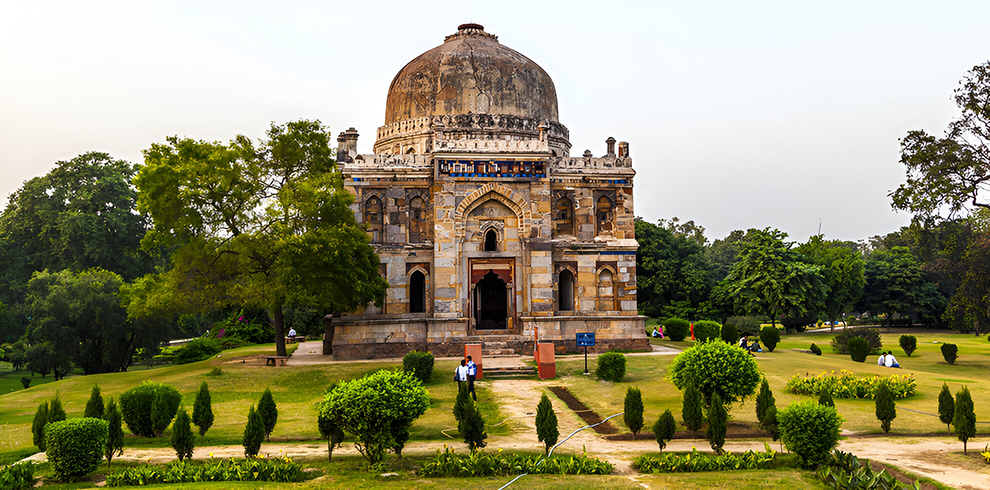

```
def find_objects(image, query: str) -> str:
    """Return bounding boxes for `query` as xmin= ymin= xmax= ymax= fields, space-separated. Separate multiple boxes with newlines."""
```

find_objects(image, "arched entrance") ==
xmin=558 ymin=269 xmax=574 ymax=311
xmin=409 ymin=270 xmax=426 ymax=313
xmin=474 ymin=270 xmax=507 ymax=329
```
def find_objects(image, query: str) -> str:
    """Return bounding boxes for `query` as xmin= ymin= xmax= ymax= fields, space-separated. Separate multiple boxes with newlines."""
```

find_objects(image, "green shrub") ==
xmin=192 ymin=382 xmax=214 ymax=441
xmin=171 ymin=409 xmax=195 ymax=461
xmin=596 ymin=351 xmax=626 ymax=382
xmin=317 ymin=384 xmax=346 ymax=463
xmin=458 ymin=397 xmax=487 ymax=452
xmin=816 ymin=450 xmax=905 ymax=489
xmin=941 ymin=343 xmax=958 ymax=364
xmin=953 ymin=386 xmax=976 ymax=453
xmin=319 ymin=369 xmax=430 ymax=464
xmin=0 ymin=462 xmax=35 ymax=490
xmin=760 ymin=326 xmax=781 ymax=352
xmin=84 ymin=385 xmax=104 ymax=419
xmin=830 ymin=328 xmax=882 ymax=354
xmin=662 ymin=317 xmax=690 ymax=341
xmin=624 ymin=387 xmax=645 ymax=436
xmin=763 ymin=405 xmax=780 ymax=443
xmin=105 ymin=457 xmax=303 ymax=486
xmin=20 ymin=376 xmax=30 ymax=389
xmin=419 ymin=447 xmax=613 ymax=477
xmin=847 ymin=337 xmax=870 ymax=362
xmin=668 ymin=340 xmax=760 ymax=406
xmin=938 ymin=383 xmax=954 ymax=435
xmin=173 ymin=338 xmax=222 ymax=364
xmin=755 ymin=378 xmax=775 ymax=428
xmin=706 ymin=392 xmax=727 ymax=454
xmin=720 ymin=323 xmax=739 ymax=345
xmin=682 ymin=383 xmax=704 ymax=436
xmin=692 ymin=320 xmax=720 ymax=342
xmin=402 ymin=350 xmax=435 ymax=384
xmin=777 ymin=401 xmax=843 ymax=468
xmin=210 ymin=311 xmax=273 ymax=345
xmin=818 ymin=388 xmax=834 ymax=407
xmin=898 ymin=335 xmax=917 ymax=357
xmin=243 ymin=405 xmax=264 ymax=457
xmin=653 ymin=409 xmax=677 ymax=452
xmin=874 ymin=383 xmax=896 ymax=433
xmin=536 ymin=393 xmax=558 ymax=455
xmin=49 ymin=395 xmax=66 ymax=423
xmin=810 ymin=343 xmax=822 ymax=356
xmin=725 ymin=316 xmax=762 ymax=337
xmin=633 ymin=446 xmax=778 ymax=473
xmin=31 ymin=402 xmax=48 ymax=451
xmin=786 ymin=370 xmax=916 ymax=399
xmin=104 ymin=397 xmax=124 ymax=467
xmin=258 ymin=388 xmax=278 ymax=441
xmin=206 ymin=367 xmax=223 ymax=376
xmin=453 ymin=382 xmax=471 ymax=422
xmin=119 ymin=382 xmax=182 ymax=437
xmin=45 ymin=418 xmax=109 ymax=481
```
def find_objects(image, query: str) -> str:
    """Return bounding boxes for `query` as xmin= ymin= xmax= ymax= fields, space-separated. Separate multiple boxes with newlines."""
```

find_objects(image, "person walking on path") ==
xmin=455 ymin=359 xmax=468 ymax=388
xmin=466 ymin=356 xmax=478 ymax=401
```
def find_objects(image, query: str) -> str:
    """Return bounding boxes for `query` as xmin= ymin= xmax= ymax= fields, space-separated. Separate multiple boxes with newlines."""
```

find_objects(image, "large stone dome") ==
xmin=384 ymin=24 xmax=559 ymax=125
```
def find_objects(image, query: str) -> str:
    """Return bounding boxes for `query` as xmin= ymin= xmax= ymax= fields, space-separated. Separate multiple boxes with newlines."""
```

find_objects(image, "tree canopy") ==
xmin=892 ymin=62 xmax=990 ymax=222
xmin=635 ymin=219 xmax=716 ymax=320
xmin=859 ymin=246 xmax=945 ymax=329
xmin=796 ymin=235 xmax=866 ymax=327
xmin=133 ymin=119 xmax=388 ymax=356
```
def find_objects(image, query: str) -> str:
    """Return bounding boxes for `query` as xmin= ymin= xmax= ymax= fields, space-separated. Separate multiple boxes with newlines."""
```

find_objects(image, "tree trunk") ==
xmin=323 ymin=314 xmax=335 ymax=356
xmin=273 ymin=304 xmax=287 ymax=357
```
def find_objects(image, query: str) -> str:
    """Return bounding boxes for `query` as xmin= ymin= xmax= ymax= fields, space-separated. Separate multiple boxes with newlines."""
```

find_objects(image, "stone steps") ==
xmin=483 ymin=366 xmax=536 ymax=378
xmin=483 ymin=349 xmax=517 ymax=357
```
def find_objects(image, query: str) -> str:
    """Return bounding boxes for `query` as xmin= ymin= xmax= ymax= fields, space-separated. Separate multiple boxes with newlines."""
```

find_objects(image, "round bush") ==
xmin=778 ymin=400 xmax=843 ymax=468
xmin=692 ymin=321 xmax=720 ymax=342
xmin=596 ymin=351 xmax=627 ymax=382
xmin=720 ymin=323 xmax=739 ymax=345
xmin=45 ymin=418 xmax=108 ymax=481
xmin=662 ymin=317 xmax=690 ymax=341
xmin=941 ymin=343 xmax=958 ymax=364
xmin=810 ymin=343 xmax=822 ymax=356
xmin=848 ymin=337 xmax=870 ymax=362
xmin=402 ymin=351 xmax=435 ymax=384
xmin=760 ymin=326 xmax=781 ymax=353
xmin=119 ymin=382 xmax=181 ymax=437
xmin=173 ymin=338 xmax=222 ymax=365
xmin=898 ymin=335 xmax=917 ymax=357
xmin=668 ymin=340 xmax=760 ymax=406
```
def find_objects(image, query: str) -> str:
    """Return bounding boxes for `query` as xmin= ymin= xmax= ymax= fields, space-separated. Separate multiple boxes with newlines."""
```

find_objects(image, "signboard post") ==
xmin=576 ymin=333 xmax=595 ymax=375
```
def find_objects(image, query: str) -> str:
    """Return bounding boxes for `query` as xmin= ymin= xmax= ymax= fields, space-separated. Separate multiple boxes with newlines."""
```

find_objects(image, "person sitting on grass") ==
xmin=884 ymin=351 xmax=900 ymax=368
xmin=877 ymin=351 xmax=887 ymax=366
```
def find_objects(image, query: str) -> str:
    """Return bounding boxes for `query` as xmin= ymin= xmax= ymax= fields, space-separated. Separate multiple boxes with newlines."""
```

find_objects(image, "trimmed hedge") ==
xmin=45 ymin=418 xmax=109 ymax=481
xmin=662 ymin=317 xmax=690 ymax=341
xmin=402 ymin=351 xmax=435 ymax=384
xmin=634 ymin=446 xmax=778 ymax=473
xmin=848 ymin=337 xmax=870 ymax=362
xmin=941 ymin=343 xmax=958 ymax=364
xmin=173 ymin=338 xmax=222 ymax=364
xmin=0 ymin=462 xmax=35 ymax=490
xmin=899 ymin=335 xmax=917 ymax=357
xmin=119 ymin=382 xmax=181 ymax=437
xmin=596 ymin=351 xmax=626 ymax=382
xmin=420 ymin=447 xmax=613 ymax=476
xmin=786 ymin=370 xmax=916 ymax=400
xmin=760 ymin=326 xmax=780 ymax=352
xmin=778 ymin=401 xmax=843 ymax=468
xmin=720 ymin=323 xmax=739 ymax=345
xmin=692 ymin=321 xmax=720 ymax=342
xmin=105 ymin=457 xmax=303 ymax=486
xmin=810 ymin=343 xmax=822 ymax=356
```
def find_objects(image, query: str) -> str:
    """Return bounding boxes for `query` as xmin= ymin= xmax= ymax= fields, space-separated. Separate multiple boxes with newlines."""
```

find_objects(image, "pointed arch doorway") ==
xmin=470 ymin=259 xmax=514 ymax=331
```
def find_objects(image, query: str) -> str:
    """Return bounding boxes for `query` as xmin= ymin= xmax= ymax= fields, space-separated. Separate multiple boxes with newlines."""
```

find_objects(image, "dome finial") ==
xmin=445 ymin=23 xmax=497 ymax=42
xmin=458 ymin=23 xmax=484 ymax=31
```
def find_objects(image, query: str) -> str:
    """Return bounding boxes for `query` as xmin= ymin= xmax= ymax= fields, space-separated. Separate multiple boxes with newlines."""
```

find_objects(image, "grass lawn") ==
xmin=558 ymin=328 xmax=990 ymax=436
xmin=0 ymin=344 xmax=508 ymax=461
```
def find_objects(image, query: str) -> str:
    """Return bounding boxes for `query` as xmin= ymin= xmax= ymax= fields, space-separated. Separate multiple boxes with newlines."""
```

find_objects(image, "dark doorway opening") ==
xmin=484 ymin=229 xmax=498 ymax=251
xmin=559 ymin=269 xmax=574 ymax=311
xmin=475 ymin=270 xmax=507 ymax=329
xmin=409 ymin=271 xmax=425 ymax=313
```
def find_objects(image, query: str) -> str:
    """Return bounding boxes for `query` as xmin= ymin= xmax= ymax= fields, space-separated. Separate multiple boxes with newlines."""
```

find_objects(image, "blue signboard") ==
xmin=576 ymin=332 xmax=595 ymax=347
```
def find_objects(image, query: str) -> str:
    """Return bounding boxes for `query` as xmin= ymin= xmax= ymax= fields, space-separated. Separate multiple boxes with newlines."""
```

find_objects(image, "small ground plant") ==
xmin=634 ymin=446 xmax=778 ymax=473
xmin=786 ymin=370 xmax=916 ymax=399
xmin=105 ymin=456 xmax=302 ymax=486
xmin=419 ymin=447 xmax=613 ymax=476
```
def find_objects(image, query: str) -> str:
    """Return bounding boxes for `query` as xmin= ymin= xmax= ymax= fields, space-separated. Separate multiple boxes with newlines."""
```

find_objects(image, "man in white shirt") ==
xmin=877 ymin=352 xmax=886 ymax=366
xmin=884 ymin=351 xmax=900 ymax=368
xmin=288 ymin=327 xmax=297 ymax=337
xmin=466 ymin=356 xmax=478 ymax=401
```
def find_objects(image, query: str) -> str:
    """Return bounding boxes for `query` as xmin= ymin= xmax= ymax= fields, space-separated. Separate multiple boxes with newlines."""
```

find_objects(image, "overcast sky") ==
xmin=3 ymin=1 xmax=989 ymax=243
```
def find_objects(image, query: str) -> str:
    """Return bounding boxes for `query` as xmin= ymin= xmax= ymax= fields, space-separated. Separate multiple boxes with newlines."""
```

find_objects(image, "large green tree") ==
xmin=133 ymin=120 xmax=388 ymax=356
xmin=891 ymin=61 xmax=990 ymax=221
xmin=720 ymin=228 xmax=826 ymax=328
xmin=946 ymin=234 xmax=990 ymax=333
xmin=796 ymin=236 xmax=866 ymax=330
xmin=635 ymin=219 xmax=715 ymax=319
xmin=858 ymin=247 xmax=945 ymax=330
xmin=25 ymin=268 xmax=158 ymax=374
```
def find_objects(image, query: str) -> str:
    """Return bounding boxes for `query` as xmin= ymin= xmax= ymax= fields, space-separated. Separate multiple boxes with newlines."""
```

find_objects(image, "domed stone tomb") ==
xmin=330 ymin=24 xmax=646 ymax=360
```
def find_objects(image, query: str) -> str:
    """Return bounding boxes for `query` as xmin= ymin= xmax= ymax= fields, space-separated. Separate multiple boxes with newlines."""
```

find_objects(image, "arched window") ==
xmin=556 ymin=197 xmax=574 ymax=236
xmin=558 ymin=269 xmax=574 ymax=311
xmin=409 ymin=196 xmax=426 ymax=242
xmin=484 ymin=229 xmax=498 ymax=251
xmin=406 ymin=147 xmax=416 ymax=154
xmin=598 ymin=269 xmax=615 ymax=311
xmin=364 ymin=196 xmax=383 ymax=242
xmin=409 ymin=270 xmax=426 ymax=313
xmin=596 ymin=196 xmax=613 ymax=233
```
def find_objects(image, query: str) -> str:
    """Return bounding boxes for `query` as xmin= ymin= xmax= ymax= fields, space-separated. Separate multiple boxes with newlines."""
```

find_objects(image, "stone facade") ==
xmin=330 ymin=24 xmax=647 ymax=359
